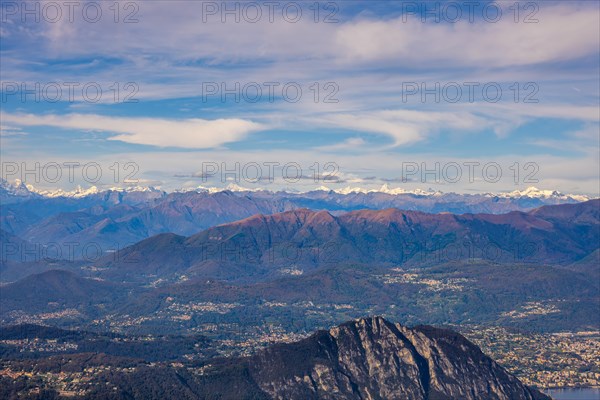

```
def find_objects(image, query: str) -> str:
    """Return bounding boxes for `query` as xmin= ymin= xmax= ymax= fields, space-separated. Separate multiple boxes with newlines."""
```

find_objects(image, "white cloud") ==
xmin=1 ymin=113 xmax=265 ymax=148
xmin=528 ymin=124 xmax=600 ymax=154
xmin=0 ymin=125 xmax=27 ymax=136
xmin=334 ymin=4 xmax=599 ymax=67
xmin=317 ymin=109 xmax=489 ymax=146
xmin=4 ymin=2 xmax=598 ymax=72
xmin=318 ymin=137 xmax=368 ymax=152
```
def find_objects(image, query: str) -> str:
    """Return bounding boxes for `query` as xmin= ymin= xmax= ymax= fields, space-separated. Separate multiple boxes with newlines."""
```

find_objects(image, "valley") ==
xmin=1 ymin=187 xmax=598 ymax=398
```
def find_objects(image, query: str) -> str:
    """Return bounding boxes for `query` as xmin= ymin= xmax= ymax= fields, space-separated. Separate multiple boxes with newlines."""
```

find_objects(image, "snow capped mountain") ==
xmin=0 ymin=179 xmax=35 ymax=196
xmin=0 ymin=179 xmax=41 ymax=203
xmin=280 ymin=184 xmax=442 ymax=196
xmin=0 ymin=179 xmax=165 ymax=199
xmin=28 ymin=185 xmax=101 ymax=198
xmin=313 ymin=185 xmax=333 ymax=192
xmin=2 ymin=180 xmax=596 ymax=255
xmin=322 ymin=185 xmax=591 ymax=200
xmin=0 ymin=179 xmax=593 ymax=201
xmin=33 ymin=185 xmax=166 ymax=198
xmin=178 ymin=183 xmax=266 ymax=194
xmin=307 ymin=184 xmax=590 ymax=201
xmin=497 ymin=186 xmax=590 ymax=202
xmin=330 ymin=184 xmax=442 ymax=196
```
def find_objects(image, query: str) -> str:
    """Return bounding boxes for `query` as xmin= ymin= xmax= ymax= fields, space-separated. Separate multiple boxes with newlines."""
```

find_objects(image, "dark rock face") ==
xmin=214 ymin=317 xmax=550 ymax=400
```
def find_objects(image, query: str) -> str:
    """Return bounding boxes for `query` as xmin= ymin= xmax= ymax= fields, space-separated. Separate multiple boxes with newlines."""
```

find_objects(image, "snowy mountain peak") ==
xmin=28 ymin=185 xmax=99 ymax=198
xmin=186 ymin=183 xmax=265 ymax=194
xmin=224 ymin=183 xmax=263 ymax=192
xmin=1 ymin=179 xmax=165 ymax=199
xmin=0 ymin=179 xmax=592 ymax=202
xmin=0 ymin=178 xmax=38 ymax=198
xmin=500 ymin=186 xmax=589 ymax=201
xmin=322 ymin=184 xmax=441 ymax=196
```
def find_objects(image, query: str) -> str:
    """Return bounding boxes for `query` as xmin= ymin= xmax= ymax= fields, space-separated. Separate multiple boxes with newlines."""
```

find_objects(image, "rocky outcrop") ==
xmin=246 ymin=316 xmax=550 ymax=400
xmin=44 ymin=316 xmax=550 ymax=399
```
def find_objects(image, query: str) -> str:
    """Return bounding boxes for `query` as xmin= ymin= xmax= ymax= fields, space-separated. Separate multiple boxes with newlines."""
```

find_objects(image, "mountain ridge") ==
xmin=96 ymin=200 xmax=600 ymax=284
xmin=3 ymin=179 xmax=596 ymax=260
xmin=2 ymin=179 xmax=593 ymax=201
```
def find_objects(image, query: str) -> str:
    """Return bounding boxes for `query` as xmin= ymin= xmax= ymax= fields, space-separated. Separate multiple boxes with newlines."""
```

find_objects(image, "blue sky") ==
xmin=1 ymin=0 xmax=598 ymax=194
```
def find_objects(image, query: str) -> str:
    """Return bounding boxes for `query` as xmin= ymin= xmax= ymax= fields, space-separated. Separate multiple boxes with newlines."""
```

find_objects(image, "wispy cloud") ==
xmin=313 ymin=109 xmax=489 ymax=147
xmin=334 ymin=4 xmax=598 ymax=67
xmin=1 ymin=113 xmax=266 ymax=148
xmin=0 ymin=125 xmax=28 ymax=137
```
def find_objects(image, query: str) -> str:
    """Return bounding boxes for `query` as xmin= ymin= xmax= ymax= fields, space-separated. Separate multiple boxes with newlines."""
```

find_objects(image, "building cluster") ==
xmin=462 ymin=326 xmax=600 ymax=389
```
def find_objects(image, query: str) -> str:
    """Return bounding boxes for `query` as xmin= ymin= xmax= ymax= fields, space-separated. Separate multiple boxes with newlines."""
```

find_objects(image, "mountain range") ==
xmin=1 ymin=183 xmax=598 ymax=397
xmin=1 ymin=200 xmax=598 ymax=333
xmin=1 ymin=179 xmax=595 ymax=264
xmin=94 ymin=199 xmax=600 ymax=284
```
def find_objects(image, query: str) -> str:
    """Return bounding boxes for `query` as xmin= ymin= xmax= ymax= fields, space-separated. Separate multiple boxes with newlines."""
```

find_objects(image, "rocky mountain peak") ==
xmin=245 ymin=316 xmax=550 ymax=400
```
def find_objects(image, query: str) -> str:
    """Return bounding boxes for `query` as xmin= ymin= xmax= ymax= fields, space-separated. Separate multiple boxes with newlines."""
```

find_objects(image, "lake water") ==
xmin=545 ymin=388 xmax=600 ymax=400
